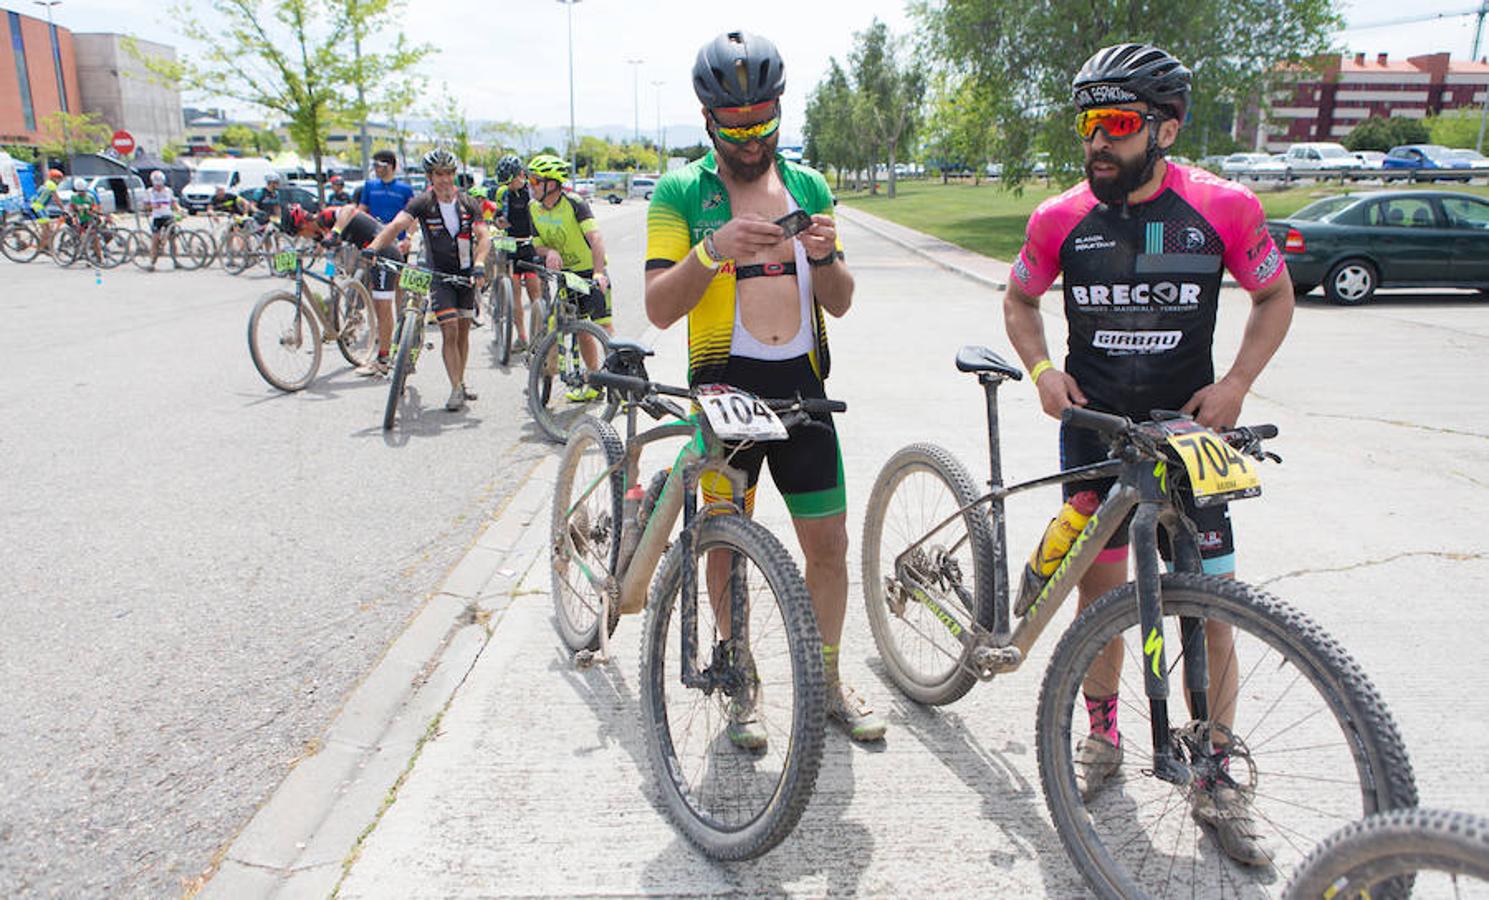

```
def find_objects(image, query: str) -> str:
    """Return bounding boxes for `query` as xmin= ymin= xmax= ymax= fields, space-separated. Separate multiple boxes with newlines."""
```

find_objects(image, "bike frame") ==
xmin=890 ymin=372 xmax=1214 ymax=784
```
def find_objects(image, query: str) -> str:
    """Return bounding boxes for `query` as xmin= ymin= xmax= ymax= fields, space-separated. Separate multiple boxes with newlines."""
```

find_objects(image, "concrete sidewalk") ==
xmin=208 ymin=212 xmax=1489 ymax=898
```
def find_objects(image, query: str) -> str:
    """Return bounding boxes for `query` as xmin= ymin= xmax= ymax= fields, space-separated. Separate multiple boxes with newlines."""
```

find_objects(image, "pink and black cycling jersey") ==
xmin=1012 ymin=162 xmax=1284 ymax=417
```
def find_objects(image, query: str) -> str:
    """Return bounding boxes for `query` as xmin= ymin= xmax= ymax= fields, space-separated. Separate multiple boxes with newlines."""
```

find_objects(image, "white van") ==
xmin=181 ymin=157 xmax=280 ymax=212
xmin=629 ymin=176 xmax=657 ymax=200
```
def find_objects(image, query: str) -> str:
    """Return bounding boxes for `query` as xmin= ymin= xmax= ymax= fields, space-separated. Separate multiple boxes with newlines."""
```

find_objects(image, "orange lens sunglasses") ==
xmin=1075 ymin=108 xmax=1154 ymax=141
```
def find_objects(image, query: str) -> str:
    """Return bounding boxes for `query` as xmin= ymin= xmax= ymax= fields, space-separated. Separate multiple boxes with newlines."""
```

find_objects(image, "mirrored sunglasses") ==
xmin=1075 ymin=108 xmax=1154 ymax=141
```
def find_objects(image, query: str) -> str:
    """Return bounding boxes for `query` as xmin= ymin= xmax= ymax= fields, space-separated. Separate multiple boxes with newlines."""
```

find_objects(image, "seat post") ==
xmin=980 ymin=373 xmax=1013 ymax=633
xmin=979 ymin=374 xmax=1005 ymax=490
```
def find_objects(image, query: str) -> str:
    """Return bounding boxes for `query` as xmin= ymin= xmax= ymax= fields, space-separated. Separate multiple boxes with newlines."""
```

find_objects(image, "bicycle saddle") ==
xmin=606 ymin=340 xmax=653 ymax=361
xmin=955 ymin=345 xmax=1023 ymax=380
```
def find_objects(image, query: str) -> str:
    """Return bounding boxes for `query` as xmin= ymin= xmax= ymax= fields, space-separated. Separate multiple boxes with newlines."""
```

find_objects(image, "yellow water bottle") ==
xmin=1016 ymin=490 xmax=1100 ymax=614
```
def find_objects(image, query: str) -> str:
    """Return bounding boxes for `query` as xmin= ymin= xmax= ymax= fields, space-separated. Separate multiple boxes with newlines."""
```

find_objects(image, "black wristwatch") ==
xmin=807 ymin=251 xmax=836 ymax=268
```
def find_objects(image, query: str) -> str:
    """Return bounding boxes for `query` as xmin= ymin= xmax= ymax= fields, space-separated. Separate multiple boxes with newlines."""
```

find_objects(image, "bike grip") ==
xmin=799 ymin=398 xmax=847 ymax=415
xmin=1250 ymin=424 xmax=1279 ymax=440
xmin=1061 ymin=406 xmax=1129 ymax=435
xmin=585 ymin=370 xmax=647 ymax=395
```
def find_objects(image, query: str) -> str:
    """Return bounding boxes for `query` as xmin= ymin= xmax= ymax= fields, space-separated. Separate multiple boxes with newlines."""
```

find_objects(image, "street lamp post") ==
xmin=557 ymin=0 xmax=581 ymax=180
xmin=627 ymin=59 xmax=643 ymax=145
xmin=651 ymin=80 xmax=664 ymax=173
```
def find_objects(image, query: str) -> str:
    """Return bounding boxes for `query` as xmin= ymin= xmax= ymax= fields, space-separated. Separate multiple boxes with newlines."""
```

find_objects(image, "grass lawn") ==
xmin=839 ymin=176 xmax=1489 ymax=262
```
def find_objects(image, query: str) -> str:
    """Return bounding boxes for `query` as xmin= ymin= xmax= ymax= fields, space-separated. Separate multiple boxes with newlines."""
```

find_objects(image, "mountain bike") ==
xmin=514 ymin=260 xmax=618 ymax=443
xmin=551 ymin=344 xmax=840 ymax=860
xmin=860 ymin=345 xmax=1418 ymax=898
xmin=222 ymin=219 xmax=291 ymax=276
xmin=246 ymin=247 xmax=376 ymax=392
xmin=129 ymin=215 xmax=211 ymax=271
xmin=50 ymin=214 xmax=131 ymax=269
xmin=1285 ymin=808 xmax=1489 ymax=899
xmin=373 ymin=256 xmax=476 ymax=431
xmin=0 ymin=208 xmax=54 ymax=263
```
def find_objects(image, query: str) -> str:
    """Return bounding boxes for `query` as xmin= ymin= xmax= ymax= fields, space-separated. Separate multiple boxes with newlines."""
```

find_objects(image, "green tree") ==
xmin=431 ymin=84 xmax=472 ymax=166
xmin=923 ymin=71 xmax=996 ymax=182
xmin=1425 ymin=107 xmax=1486 ymax=149
xmin=161 ymin=140 xmax=187 ymax=163
xmin=915 ymin=0 xmax=1341 ymax=187
xmin=1343 ymin=115 xmax=1429 ymax=152
xmin=37 ymin=110 xmax=113 ymax=160
xmin=803 ymin=59 xmax=861 ymax=189
xmin=2 ymin=144 xmax=38 ymax=163
xmin=218 ymin=123 xmax=256 ymax=150
xmin=849 ymin=19 xmax=926 ymax=198
xmin=338 ymin=0 xmax=429 ymax=169
xmin=380 ymin=75 xmax=424 ymax=168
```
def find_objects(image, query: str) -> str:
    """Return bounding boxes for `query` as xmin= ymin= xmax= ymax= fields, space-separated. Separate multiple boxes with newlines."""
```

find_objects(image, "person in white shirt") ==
xmin=145 ymin=170 xmax=182 ymax=271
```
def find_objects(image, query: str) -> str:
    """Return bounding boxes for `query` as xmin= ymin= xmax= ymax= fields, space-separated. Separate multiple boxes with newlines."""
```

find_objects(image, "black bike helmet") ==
xmin=422 ymin=146 xmax=459 ymax=173
xmin=1072 ymin=43 xmax=1191 ymax=123
xmin=495 ymin=154 xmax=523 ymax=182
xmin=692 ymin=30 xmax=786 ymax=108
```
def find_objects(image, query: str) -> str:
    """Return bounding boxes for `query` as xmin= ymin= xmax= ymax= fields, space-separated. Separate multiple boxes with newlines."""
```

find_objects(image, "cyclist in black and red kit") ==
xmin=1004 ymin=43 xmax=1294 ymax=867
xmin=367 ymin=147 xmax=493 ymax=411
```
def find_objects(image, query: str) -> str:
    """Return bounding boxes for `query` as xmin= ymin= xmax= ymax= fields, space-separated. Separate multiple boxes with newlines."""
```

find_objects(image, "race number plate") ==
xmin=696 ymin=385 xmax=789 ymax=442
xmin=495 ymin=237 xmax=517 ymax=252
xmin=1162 ymin=421 xmax=1262 ymax=507
xmin=562 ymin=271 xmax=590 ymax=294
xmin=272 ymin=250 xmax=298 ymax=274
xmin=399 ymin=266 xmax=433 ymax=293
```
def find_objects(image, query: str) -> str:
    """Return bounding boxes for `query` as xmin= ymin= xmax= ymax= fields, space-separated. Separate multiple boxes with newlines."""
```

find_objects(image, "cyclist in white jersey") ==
xmin=144 ymin=171 xmax=181 ymax=271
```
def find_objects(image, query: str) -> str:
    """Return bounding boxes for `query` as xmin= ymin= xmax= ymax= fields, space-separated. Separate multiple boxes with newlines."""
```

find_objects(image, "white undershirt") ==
xmin=437 ymin=199 xmax=459 ymax=238
xmin=730 ymin=194 xmax=814 ymax=361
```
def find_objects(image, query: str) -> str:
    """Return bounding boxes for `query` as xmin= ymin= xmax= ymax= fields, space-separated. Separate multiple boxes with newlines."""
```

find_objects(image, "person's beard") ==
xmin=1085 ymin=146 xmax=1156 ymax=206
xmin=711 ymin=128 xmax=777 ymax=182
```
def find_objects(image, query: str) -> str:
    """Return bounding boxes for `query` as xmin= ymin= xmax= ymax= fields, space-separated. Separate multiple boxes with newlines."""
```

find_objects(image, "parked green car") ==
xmin=1265 ymin=190 xmax=1489 ymax=304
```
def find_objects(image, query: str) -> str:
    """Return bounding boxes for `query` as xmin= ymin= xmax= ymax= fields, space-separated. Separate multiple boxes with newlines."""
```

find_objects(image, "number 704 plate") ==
xmin=696 ymin=385 xmax=788 ymax=442
xmin=1162 ymin=422 xmax=1262 ymax=507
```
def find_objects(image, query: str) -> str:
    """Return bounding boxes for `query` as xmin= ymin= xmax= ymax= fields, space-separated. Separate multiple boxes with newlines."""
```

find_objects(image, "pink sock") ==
xmin=1085 ymin=693 xmax=1119 ymax=747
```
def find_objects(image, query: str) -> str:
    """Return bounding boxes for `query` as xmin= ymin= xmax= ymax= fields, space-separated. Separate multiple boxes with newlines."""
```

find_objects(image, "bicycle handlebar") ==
xmin=1061 ymin=407 xmax=1278 ymax=448
xmin=584 ymin=370 xmax=846 ymax=418
xmin=362 ymin=251 xmax=476 ymax=287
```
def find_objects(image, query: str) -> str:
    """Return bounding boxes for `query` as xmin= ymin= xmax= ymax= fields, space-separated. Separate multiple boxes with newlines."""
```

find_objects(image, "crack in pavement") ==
xmin=1250 ymin=391 xmax=1489 ymax=440
xmin=1257 ymin=550 xmax=1488 ymax=588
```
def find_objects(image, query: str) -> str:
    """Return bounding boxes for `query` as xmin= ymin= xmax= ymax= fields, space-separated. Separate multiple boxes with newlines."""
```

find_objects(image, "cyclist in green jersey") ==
xmin=526 ymin=153 xmax=614 ymax=401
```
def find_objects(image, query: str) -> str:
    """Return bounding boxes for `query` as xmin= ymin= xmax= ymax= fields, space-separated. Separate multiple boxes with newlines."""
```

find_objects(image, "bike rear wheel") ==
xmin=526 ymin=319 xmax=619 ymax=443
xmin=1036 ymin=573 xmax=1418 ymax=899
xmin=50 ymin=228 xmax=81 ymax=267
xmin=861 ymin=442 xmax=997 ymax=705
xmin=1 ymin=222 xmax=42 ymax=263
xmin=550 ymin=416 xmax=624 ymax=652
xmin=383 ymin=308 xmax=422 ymax=430
xmin=491 ymin=277 xmax=514 ymax=366
xmin=247 ymin=291 xmax=322 ymax=392
xmin=639 ymin=514 xmax=825 ymax=860
xmin=1285 ymin=808 xmax=1489 ymax=899
xmin=171 ymin=229 xmax=211 ymax=270
xmin=222 ymin=232 xmax=253 ymax=275
xmin=333 ymin=276 xmax=377 ymax=368
xmin=86 ymin=227 xmax=129 ymax=269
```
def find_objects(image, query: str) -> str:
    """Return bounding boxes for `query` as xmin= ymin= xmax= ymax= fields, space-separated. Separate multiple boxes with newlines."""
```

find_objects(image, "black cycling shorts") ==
xmin=574 ymin=268 xmax=613 ymax=324
xmin=431 ymin=280 xmax=477 ymax=324
xmin=368 ymin=246 xmax=403 ymax=295
xmin=150 ymin=217 xmax=173 ymax=234
xmin=1059 ymin=418 xmax=1235 ymax=573
xmin=698 ymin=354 xmax=845 ymax=519
xmin=512 ymin=241 xmax=541 ymax=279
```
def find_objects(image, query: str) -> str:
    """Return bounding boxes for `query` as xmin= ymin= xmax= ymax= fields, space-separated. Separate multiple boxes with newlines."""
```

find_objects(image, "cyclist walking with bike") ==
xmin=1003 ymin=43 xmax=1295 ymax=866
xmin=367 ymin=148 xmax=492 ymax=411
xmin=645 ymin=31 xmax=884 ymax=744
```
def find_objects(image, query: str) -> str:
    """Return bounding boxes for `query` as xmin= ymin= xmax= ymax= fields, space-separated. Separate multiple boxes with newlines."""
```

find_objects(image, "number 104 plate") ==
xmin=697 ymin=385 xmax=788 ymax=442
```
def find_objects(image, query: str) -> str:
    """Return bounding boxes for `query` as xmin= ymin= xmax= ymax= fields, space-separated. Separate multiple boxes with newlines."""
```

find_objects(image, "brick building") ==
xmin=1250 ymin=52 xmax=1489 ymax=151
xmin=0 ymin=6 xmax=80 ymax=146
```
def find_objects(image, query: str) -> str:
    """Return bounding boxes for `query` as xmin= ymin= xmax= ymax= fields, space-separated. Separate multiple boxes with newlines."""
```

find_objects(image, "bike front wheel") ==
xmin=50 ymin=228 xmax=80 ymax=267
xmin=247 ymin=291 xmax=322 ymax=392
xmin=639 ymin=514 xmax=826 ymax=860
xmin=550 ymin=415 xmax=624 ymax=652
xmin=491 ymin=277 xmax=514 ymax=367
xmin=221 ymin=232 xmax=253 ymax=275
xmin=1036 ymin=572 xmax=1418 ymax=899
xmin=526 ymin=319 xmax=619 ymax=444
xmin=1284 ymin=808 xmax=1489 ymax=899
xmin=170 ymin=229 xmax=211 ymax=270
xmin=383 ymin=308 xmax=422 ymax=431
xmin=861 ymin=442 xmax=997 ymax=706
xmin=333 ymin=276 xmax=377 ymax=368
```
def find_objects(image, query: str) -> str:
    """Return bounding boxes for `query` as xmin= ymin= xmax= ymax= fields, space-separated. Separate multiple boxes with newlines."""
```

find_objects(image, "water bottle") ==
xmin=616 ymin=481 xmax=645 ymax=573
xmin=1016 ymin=490 xmax=1100 ymax=615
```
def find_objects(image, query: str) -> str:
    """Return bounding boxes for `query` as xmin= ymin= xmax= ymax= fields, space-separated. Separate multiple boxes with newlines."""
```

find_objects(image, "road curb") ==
xmin=201 ymin=454 xmax=559 ymax=899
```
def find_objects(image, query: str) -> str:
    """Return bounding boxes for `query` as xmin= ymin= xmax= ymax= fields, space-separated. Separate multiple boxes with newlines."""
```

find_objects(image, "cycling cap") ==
xmin=1072 ymin=43 xmax=1191 ymax=123
xmin=150 ymin=170 xmax=166 ymax=185
xmin=422 ymin=147 xmax=459 ymax=173
xmin=692 ymin=30 xmax=786 ymax=108
xmin=469 ymin=185 xmax=488 ymax=199
xmin=527 ymin=154 xmax=569 ymax=181
xmin=48 ymin=168 xmax=63 ymax=181
xmin=288 ymin=204 xmax=310 ymax=228
xmin=495 ymin=154 xmax=523 ymax=182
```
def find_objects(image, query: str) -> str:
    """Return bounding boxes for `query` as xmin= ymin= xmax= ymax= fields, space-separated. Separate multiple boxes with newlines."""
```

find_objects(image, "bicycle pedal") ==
xmin=972 ymin=645 xmax=1022 ymax=677
xmin=573 ymin=649 xmax=608 ymax=669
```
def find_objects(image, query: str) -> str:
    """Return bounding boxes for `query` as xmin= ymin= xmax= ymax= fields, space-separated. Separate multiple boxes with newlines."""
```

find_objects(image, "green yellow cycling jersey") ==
xmin=645 ymin=150 xmax=842 ymax=386
xmin=69 ymin=191 xmax=97 ymax=223
xmin=530 ymin=190 xmax=597 ymax=271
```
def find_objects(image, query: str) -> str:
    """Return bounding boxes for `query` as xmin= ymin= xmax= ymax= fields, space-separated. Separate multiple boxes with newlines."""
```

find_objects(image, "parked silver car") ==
xmin=1221 ymin=152 xmax=1286 ymax=179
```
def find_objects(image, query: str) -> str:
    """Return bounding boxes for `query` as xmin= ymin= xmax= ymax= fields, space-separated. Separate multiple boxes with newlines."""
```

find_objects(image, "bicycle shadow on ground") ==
xmin=348 ymin=386 xmax=487 ymax=446
xmin=866 ymin=657 xmax=1085 ymax=896
xmin=233 ymin=367 xmax=391 ymax=408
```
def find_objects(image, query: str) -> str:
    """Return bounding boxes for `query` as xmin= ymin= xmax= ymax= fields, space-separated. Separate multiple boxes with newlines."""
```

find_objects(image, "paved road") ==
xmin=0 ymin=202 xmax=648 ymax=897
xmin=327 ymin=212 xmax=1489 ymax=896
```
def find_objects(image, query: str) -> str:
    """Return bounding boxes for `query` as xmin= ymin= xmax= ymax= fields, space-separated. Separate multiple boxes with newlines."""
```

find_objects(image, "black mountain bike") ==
xmin=861 ymin=345 xmax=1418 ymax=898
xmin=486 ymin=236 xmax=518 ymax=366
xmin=550 ymin=344 xmax=841 ymax=860
xmin=373 ymin=256 xmax=476 ymax=431
xmin=515 ymin=260 xmax=619 ymax=442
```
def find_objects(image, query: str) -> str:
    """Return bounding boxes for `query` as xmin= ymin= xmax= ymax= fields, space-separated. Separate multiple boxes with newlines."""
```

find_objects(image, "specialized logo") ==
xmin=1070 ymin=281 xmax=1202 ymax=306
xmin=1144 ymin=627 xmax=1164 ymax=678
xmin=1253 ymin=246 xmax=1282 ymax=282
xmin=916 ymin=589 xmax=963 ymax=637
xmin=1075 ymin=84 xmax=1140 ymax=107
xmin=1094 ymin=329 xmax=1182 ymax=352
xmin=1073 ymin=233 xmax=1116 ymax=253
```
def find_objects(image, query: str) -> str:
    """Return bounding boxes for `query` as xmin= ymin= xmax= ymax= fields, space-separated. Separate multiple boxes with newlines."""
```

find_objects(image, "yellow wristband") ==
xmin=694 ymin=238 xmax=720 ymax=271
xmin=1029 ymin=359 xmax=1054 ymax=383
